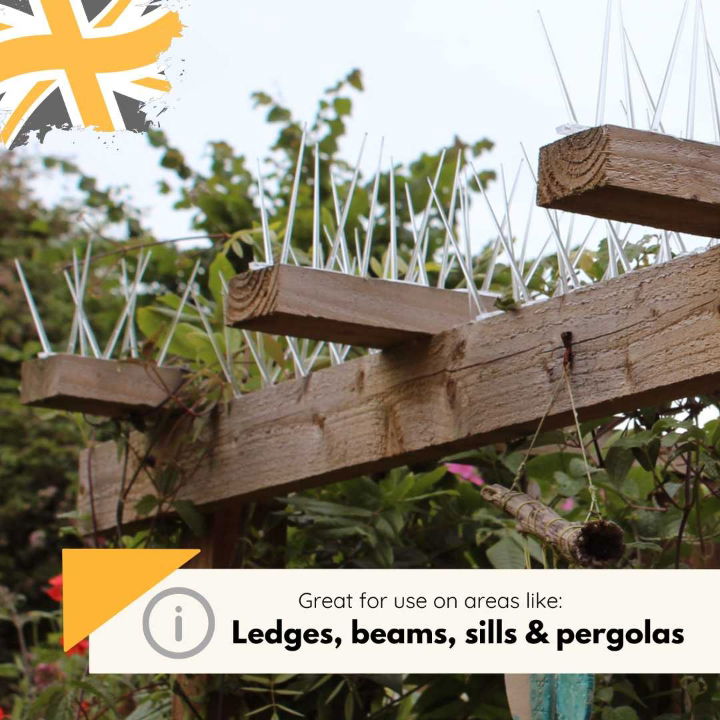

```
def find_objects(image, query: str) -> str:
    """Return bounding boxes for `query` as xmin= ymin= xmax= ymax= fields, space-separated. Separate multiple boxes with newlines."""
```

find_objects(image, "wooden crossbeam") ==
xmin=21 ymin=355 xmax=185 ymax=417
xmin=538 ymin=125 xmax=720 ymax=237
xmin=226 ymin=264 xmax=494 ymax=348
xmin=79 ymin=245 xmax=720 ymax=531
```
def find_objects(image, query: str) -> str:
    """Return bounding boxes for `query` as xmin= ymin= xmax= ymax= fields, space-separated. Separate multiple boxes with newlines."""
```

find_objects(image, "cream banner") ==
xmin=90 ymin=569 xmax=718 ymax=674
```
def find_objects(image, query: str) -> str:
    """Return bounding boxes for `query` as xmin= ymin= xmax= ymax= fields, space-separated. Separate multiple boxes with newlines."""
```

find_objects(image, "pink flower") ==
xmin=560 ymin=498 xmax=576 ymax=512
xmin=33 ymin=662 xmax=64 ymax=689
xmin=445 ymin=463 xmax=484 ymax=487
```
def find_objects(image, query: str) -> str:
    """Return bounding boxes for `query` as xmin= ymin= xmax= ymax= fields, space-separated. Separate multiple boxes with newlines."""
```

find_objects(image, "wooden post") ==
xmin=170 ymin=502 xmax=244 ymax=720
xmin=77 ymin=243 xmax=720 ymax=530
xmin=226 ymin=264 xmax=496 ymax=348
xmin=20 ymin=355 xmax=185 ymax=417
xmin=538 ymin=125 xmax=720 ymax=236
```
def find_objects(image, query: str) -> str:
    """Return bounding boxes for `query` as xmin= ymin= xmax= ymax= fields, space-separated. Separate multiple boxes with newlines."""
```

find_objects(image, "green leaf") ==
xmin=286 ymin=496 xmax=374 ymax=518
xmin=208 ymin=252 xmax=235 ymax=307
xmin=605 ymin=446 xmax=635 ymax=485
xmin=172 ymin=500 xmax=206 ymax=537
xmin=135 ymin=494 xmax=159 ymax=516
xmin=347 ymin=69 xmax=364 ymax=90
xmin=554 ymin=471 xmax=585 ymax=497
xmin=486 ymin=536 xmax=526 ymax=569
xmin=602 ymin=706 xmax=639 ymax=720
xmin=0 ymin=663 xmax=20 ymax=678
xmin=344 ymin=689 xmax=355 ymax=720
xmin=612 ymin=431 xmax=655 ymax=449
xmin=267 ymin=106 xmax=291 ymax=123
xmin=333 ymin=97 xmax=352 ymax=117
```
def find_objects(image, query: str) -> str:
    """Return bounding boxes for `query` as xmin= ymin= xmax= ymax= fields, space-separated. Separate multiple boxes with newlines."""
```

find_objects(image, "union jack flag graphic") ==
xmin=0 ymin=0 xmax=182 ymax=148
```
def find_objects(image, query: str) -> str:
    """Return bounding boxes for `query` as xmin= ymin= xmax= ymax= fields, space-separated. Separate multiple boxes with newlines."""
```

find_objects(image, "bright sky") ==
xmin=21 ymin=0 xmax=720 ymax=254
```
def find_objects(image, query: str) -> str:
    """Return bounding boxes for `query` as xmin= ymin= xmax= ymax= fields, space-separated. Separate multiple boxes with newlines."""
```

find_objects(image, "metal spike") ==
xmin=572 ymin=219 xmax=599 ymax=271
xmin=15 ymin=259 xmax=53 ymax=356
xmin=686 ymin=0 xmax=702 ymax=139
xmin=120 ymin=251 xmax=151 ymax=359
xmin=362 ymin=140 xmax=384 ymax=278
xmin=524 ymin=233 xmax=553 ymax=285
xmin=67 ymin=311 xmax=79 ymax=355
xmin=625 ymin=28 xmax=666 ymax=133
xmin=499 ymin=165 xmax=521 ymax=301
xmin=257 ymin=161 xmax=273 ymax=265
xmin=619 ymin=2 xmax=636 ymax=128
xmin=606 ymin=221 xmax=631 ymax=272
xmin=651 ymin=0 xmax=691 ymax=131
xmin=520 ymin=144 xmax=579 ymax=288
xmin=312 ymin=144 xmax=322 ymax=269
xmin=218 ymin=275 xmax=235 ymax=371
xmin=427 ymin=179 xmax=484 ymax=314
xmin=242 ymin=330 xmax=272 ymax=386
xmin=281 ymin=127 xmax=307 ymax=265
xmin=595 ymin=0 xmax=613 ymax=125
xmin=64 ymin=270 xmax=101 ymax=358
xmin=104 ymin=252 xmax=151 ymax=359
xmin=72 ymin=239 xmax=94 ymax=355
xmin=327 ymin=136 xmax=367 ymax=273
xmin=191 ymin=287 xmax=241 ymax=396
xmin=389 ymin=160 xmax=398 ymax=281
xmin=482 ymin=159 xmax=523 ymax=293
xmin=71 ymin=249 xmax=87 ymax=356
xmin=407 ymin=149 xmax=447 ymax=284
xmin=703 ymin=7 xmax=720 ymax=142
xmin=538 ymin=10 xmax=579 ymax=125
xmin=404 ymin=184 xmax=423 ymax=283
xmin=157 ymin=260 xmax=201 ymax=366
xmin=473 ymin=172 xmax=530 ymax=303
xmin=439 ymin=151 xmax=464 ymax=288
xmin=460 ymin=180 xmax=476 ymax=313
xmin=72 ymin=249 xmax=102 ymax=357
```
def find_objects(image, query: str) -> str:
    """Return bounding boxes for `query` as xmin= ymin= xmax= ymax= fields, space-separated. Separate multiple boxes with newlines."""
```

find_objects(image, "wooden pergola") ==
xmin=19 ymin=125 xmax=720 ymax=718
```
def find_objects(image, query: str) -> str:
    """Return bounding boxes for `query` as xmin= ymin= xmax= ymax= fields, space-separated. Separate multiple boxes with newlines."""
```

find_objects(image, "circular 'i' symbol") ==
xmin=175 ymin=606 xmax=183 ymax=642
xmin=142 ymin=588 xmax=215 ymax=659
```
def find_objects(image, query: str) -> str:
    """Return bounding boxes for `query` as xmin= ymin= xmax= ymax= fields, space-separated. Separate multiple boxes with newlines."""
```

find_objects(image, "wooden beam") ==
xmin=537 ymin=125 xmax=720 ymax=236
xmin=21 ymin=355 xmax=185 ymax=417
xmin=79 ymin=245 xmax=720 ymax=532
xmin=226 ymin=264 xmax=493 ymax=348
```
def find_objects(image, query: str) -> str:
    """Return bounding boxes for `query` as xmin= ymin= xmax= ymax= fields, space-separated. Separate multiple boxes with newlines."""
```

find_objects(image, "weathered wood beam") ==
xmin=21 ymin=355 xmax=185 ymax=417
xmin=79 ymin=245 xmax=720 ymax=532
xmin=538 ymin=125 xmax=720 ymax=236
xmin=226 ymin=264 xmax=494 ymax=348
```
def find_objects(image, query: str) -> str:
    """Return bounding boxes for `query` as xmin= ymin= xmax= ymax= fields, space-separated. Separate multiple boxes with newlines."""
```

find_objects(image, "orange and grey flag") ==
xmin=0 ymin=0 xmax=183 ymax=148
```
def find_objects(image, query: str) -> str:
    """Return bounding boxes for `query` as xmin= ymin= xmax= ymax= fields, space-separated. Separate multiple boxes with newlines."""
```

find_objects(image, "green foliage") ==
xmin=147 ymin=68 xmax=495 ymax=280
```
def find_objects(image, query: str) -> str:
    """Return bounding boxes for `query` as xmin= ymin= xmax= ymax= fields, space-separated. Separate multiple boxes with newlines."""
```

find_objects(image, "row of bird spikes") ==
xmin=13 ymin=0 xmax=720 ymax=390
xmin=13 ymin=137 xmax=700 ymax=394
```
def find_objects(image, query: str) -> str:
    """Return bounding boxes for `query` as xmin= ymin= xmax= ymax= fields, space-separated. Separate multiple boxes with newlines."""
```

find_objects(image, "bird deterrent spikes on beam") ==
xmin=15 ymin=0 xmax=720 ymax=393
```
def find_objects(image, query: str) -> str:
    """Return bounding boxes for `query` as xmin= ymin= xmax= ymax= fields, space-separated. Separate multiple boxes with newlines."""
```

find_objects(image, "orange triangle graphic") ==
xmin=62 ymin=548 xmax=199 ymax=651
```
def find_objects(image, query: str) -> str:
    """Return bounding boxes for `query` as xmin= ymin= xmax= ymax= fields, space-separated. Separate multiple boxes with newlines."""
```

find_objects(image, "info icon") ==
xmin=142 ymin=587 xmax=215 ymax=659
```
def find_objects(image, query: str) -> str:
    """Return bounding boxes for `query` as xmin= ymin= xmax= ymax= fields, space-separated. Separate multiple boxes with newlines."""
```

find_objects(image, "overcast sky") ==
xmin=20 ymin=0 xmax=720 ymax=253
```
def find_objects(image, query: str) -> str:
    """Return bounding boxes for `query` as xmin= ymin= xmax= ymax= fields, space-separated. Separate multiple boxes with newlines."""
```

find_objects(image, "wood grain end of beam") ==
xmin=21 ymin=355 xmax=185 ymax=417
xmin=226 ymin=264 xmax=483 ymax=348
xmin=537 ymin=125 xmax=720 ymax=236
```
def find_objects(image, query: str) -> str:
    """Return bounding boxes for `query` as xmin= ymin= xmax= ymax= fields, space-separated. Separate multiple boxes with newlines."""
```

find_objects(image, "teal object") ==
xmin=529 ymin=674 xmax=594 ymax=720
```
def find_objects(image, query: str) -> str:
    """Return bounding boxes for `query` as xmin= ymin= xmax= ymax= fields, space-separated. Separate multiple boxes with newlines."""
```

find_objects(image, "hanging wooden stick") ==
xmin=480 ymin=484 xmax=624 ymax=567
